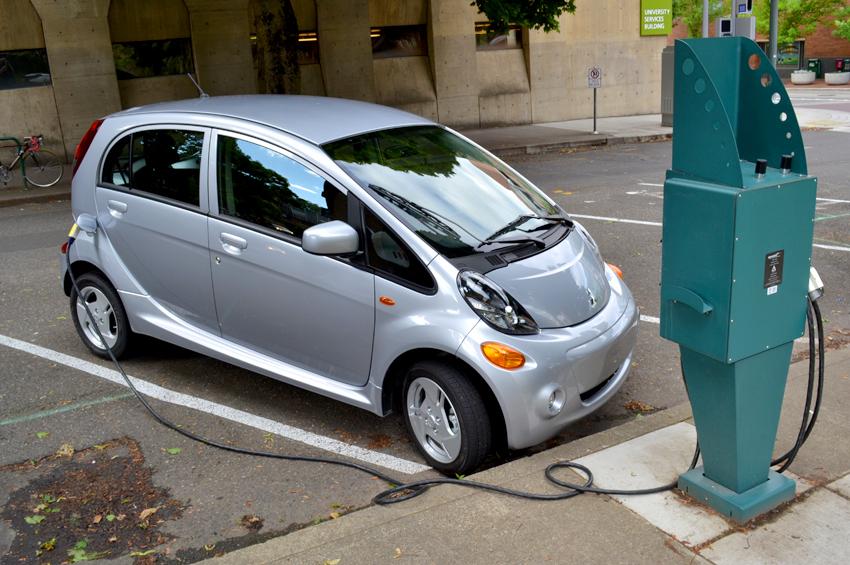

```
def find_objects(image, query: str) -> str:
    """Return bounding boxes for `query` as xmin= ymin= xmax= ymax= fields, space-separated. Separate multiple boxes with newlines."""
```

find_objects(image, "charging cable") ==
xmin=64 ymin=231 xmax=825 ymax=506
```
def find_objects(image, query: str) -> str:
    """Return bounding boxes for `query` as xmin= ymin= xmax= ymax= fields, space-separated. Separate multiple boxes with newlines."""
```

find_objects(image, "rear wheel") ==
xmin=403 ymin=361 xmax=492 ymax=475
xmin=70 ymin=272 xmax=132 ymax=359
xmin=24 ymin=149 xmax=63 ymax=187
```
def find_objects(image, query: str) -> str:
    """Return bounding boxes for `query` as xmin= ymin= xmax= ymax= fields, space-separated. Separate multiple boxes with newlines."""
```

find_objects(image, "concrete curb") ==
xmin=0 ymin=186 xmax=71 ymax=208
xmin=204 ymin=402 xmax=694 ymax=564
xmin=487 ymin=132 xmax=673 ymax=158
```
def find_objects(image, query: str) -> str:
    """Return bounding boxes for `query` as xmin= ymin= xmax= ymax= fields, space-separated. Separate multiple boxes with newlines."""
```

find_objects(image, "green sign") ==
xmin=640 ymin=0 xmax=673 ymax=36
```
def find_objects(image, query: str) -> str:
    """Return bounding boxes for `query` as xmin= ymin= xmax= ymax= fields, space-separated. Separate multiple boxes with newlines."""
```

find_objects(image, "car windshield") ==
xmin=322 ymin=126 xmax=561 ymax=257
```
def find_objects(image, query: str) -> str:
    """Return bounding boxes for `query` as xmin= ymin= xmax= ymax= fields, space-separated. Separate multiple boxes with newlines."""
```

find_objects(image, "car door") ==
xmin=207 ymin=130 xmax=375 ymax=386
xmin=96 ymin=125 xmax=219 ymax=334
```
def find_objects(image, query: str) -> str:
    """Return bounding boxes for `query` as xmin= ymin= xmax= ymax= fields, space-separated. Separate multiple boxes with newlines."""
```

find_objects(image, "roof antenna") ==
xmin=187 ymin=73 xmax=209 ymax=98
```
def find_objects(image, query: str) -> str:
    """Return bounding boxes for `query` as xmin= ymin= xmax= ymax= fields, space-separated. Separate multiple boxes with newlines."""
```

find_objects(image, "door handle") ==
xmin=107 ymin=200 xmax=128 ymax=216
xmin=220 ymin=232 xmax=248 ymax=252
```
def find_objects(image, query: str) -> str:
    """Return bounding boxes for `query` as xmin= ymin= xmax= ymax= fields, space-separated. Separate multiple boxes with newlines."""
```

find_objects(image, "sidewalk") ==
xmin=0 ymin=180 xmax=71 ymax=208
xmin=462 ymin=114 xmax=671 ymax=157
xmin=206 ymin=346 xmax=850 ymax=564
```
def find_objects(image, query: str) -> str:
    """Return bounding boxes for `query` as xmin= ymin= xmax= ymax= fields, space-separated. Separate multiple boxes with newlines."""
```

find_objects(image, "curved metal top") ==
xmin=113 ymin=95 xmax=434 ymax=145
xmin=671 ymin=38 xmax=807 ymax=187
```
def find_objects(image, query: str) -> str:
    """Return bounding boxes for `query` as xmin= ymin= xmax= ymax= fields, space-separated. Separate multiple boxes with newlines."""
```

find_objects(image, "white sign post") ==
xmin=588 ymin=66 xmax=602 ymax=134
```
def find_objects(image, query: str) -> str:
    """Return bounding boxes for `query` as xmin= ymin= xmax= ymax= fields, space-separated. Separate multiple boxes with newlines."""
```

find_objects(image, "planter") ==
xmin=825 ymin=72 xmax=850 ymax=85
xmin=790 ymin=70 xmax=816 ymax=85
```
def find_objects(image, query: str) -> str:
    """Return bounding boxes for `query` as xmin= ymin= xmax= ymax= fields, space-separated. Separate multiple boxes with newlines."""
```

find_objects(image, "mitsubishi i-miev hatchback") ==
xmin=61 ymin=95 xmax=639 ymax=474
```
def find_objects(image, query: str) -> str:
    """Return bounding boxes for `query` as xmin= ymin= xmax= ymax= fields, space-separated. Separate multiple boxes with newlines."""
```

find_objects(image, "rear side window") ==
xmin=364 ymin=208 xmax=434 ymax=291
xmin=216 ymin=135 xmax=347 ymax=238
xmin=100 ymin=129 xmax=203 ymax=207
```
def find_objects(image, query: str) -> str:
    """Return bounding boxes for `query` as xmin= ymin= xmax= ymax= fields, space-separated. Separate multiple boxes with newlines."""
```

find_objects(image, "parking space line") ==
xmin=571 ymin=214 xmax=663 ymax=227
xmin=0 ymin=392 xmax=135 ymax=427
xmin=572 ymin=214 xmax=850 ymax=252
xmin=0 ymin=334 xmax=431 ymax=475
xmin=640 ymin=315 xmax=660 ymax=325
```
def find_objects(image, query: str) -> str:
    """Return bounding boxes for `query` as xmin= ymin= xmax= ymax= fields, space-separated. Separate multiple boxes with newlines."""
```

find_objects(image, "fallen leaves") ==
xmin=56 ymin=443 xmax=75 ymax=457
xmin=24 ymin=515 xmax=45 ymax=525
xmin=240 ymin=514 xmax=264 ymax=532
xmin=623 ymin=399 xmax=657 ymax=414
xmin=138 ymin=507 xmax=158 ymax=521
xmin=35 ymin=431 xmax=49 ymax=439
xmin=164 ymin=447 xmax=182 ymax=455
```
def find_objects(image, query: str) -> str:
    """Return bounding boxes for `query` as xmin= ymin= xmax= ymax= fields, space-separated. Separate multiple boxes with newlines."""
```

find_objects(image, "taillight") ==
xmin=72 ymin=118 xmax=105 ymax=177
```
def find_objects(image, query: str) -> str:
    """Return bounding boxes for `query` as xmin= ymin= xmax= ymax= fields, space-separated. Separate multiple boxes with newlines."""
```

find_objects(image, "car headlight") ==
xmin=457 ymin=271 xmax=539 ymax=335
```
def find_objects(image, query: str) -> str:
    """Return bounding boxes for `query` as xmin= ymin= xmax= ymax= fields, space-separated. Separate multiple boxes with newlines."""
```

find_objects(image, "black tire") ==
xmin=70 ymin=272 xmax=132 ymax=359
xmin=402 ymin=360 xmax=492 ymax=475
xmin=23 ymin=149 xmax=63 ymax=187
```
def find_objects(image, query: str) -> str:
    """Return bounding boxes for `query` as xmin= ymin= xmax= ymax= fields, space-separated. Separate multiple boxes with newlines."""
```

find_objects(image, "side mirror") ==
xmin=302 ymin=220 xmax=359 ymax=256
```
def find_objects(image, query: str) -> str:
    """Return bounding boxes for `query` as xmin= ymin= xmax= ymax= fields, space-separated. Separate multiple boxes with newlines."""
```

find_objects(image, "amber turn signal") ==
xmin=481 ymin=341 xmax=526 ymax=370
xmin=606 ymin=263 xmax=623 ymax=279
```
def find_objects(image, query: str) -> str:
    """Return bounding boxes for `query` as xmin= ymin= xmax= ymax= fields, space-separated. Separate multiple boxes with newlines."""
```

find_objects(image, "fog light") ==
xmin=481 ymin=342 xmax=525 ymax=370
xmin=547 ymin=388 xmax=565 ymax=416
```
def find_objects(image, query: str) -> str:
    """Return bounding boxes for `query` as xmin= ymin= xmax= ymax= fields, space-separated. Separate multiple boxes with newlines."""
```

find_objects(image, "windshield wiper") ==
xmin=476 ymin=234 xmax=546 ymax=250
xmin=368 ymin=184 xmax=483 ymax=245
xmin=482 ymin=214 xmax=571 ymax=243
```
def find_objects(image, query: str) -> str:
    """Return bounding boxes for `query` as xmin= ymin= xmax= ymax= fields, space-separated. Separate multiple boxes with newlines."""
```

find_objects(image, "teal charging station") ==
xmin=660 ymin=38 xmax=817 ymax=522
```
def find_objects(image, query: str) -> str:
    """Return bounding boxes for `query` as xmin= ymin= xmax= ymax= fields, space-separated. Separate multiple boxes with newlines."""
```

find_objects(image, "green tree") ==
xmin=472 ymin=0 xmax=576 ymax=32
xmin=673 ymin=0 xmax=729 ymax=38
xmin=833 ymin=5 xmax=850 ymax=42
xmin=753 ymin=0 xmax=845 ymax=46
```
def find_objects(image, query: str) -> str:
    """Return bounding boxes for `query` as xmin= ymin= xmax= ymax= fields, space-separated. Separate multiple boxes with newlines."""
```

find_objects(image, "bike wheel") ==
xmin=24 ymin=149 xmax=64 ymax=187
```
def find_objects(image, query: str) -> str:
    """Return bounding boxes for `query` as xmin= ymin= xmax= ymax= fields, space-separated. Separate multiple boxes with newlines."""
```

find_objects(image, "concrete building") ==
xmin=0 ymin=0 xmax=666 ymax=160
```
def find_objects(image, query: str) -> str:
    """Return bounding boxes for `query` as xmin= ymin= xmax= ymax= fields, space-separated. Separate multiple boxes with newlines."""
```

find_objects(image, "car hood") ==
xmin=487 ymin=230 xmax=610 ymax=328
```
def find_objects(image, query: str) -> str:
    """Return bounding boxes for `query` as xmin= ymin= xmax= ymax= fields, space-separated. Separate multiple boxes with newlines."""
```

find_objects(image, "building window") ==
xmin=475 ymin=22 xmax=523 ymax=51
xmin=0 ymin=49 xmax=51 ymax=90
xmin=249 ymin=31 xmax=321 ymax=67
xmin=112 ymin=38 xmax=195 ymax=80
xmin=371 ymin=26 xmax=427 ymax=59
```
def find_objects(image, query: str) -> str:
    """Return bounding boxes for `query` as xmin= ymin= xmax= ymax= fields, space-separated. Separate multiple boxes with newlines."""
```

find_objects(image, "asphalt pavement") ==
xmin=1 ymin=107 xmax=849 ymax=561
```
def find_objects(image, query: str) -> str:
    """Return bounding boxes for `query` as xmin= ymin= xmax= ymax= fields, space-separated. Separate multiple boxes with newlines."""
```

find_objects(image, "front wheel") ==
xmin=403 ymin=361 xmax=492 ymax=475
xmin=24 ymin=149 xmax=63 ymax=187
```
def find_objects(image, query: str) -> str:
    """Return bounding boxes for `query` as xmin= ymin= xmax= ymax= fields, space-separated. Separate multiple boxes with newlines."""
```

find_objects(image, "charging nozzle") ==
xmin=808 ymin=266 xmax=824 ymax=301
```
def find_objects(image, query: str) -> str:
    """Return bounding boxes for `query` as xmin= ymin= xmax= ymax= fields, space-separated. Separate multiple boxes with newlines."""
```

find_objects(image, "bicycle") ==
xmin=0 ymin=135 xmax=64 ymax=188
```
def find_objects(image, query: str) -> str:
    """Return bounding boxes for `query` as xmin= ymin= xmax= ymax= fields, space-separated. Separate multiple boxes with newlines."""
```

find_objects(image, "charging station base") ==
xmin=678 ymin=467 xmax=796 ymax=523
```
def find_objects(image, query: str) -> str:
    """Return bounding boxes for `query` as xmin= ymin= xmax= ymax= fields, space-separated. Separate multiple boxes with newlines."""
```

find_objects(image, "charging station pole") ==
xmin=660 ymin=38 xmax=817 ymax=522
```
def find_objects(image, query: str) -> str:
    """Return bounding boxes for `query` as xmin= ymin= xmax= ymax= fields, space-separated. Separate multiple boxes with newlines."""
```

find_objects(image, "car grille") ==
xmin=579 ymin=368 xmax=618 ymax=402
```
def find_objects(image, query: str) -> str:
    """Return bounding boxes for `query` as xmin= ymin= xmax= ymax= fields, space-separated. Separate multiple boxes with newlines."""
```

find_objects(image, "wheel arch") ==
xmin=381 ymin=348 xmax=508 ymax=452
xmin=63 ymin=260 xmax=109 ymax=296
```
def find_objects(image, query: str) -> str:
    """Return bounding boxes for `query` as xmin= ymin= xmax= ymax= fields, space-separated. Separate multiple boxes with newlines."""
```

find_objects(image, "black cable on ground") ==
xmin=64 ymin=236 xmax=823 ymax=507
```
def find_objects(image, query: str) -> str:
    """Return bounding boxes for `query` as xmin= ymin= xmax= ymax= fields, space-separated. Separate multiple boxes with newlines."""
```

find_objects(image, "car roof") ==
xmin=112 ymin=95 xmax=435 ymax=145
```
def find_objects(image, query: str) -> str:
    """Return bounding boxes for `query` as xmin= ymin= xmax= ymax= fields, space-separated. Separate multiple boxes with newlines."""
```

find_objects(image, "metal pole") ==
xmin=769 ymin=0 xmax=779 ymax=67
xmin=702 ymin=0 xmax=709 ymax=38
xmin=593 ymin=88 xmax=598 ymax=134
xmin=730 ymin=1 xmax=736 ymax=37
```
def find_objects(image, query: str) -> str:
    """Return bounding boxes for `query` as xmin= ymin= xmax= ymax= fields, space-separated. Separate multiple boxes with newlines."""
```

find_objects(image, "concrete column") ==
xmin=184 ymin=0 xmax=255 ymax=96
xmin=526 ymin=18 xmax=571 ymax=123
xmin=30 ymin=0 xmax=121 ymax=158
xmin=316 ymin=0 xmax=375 ymax=101
xmin=428 ymin=0 xmax=478 ymax=127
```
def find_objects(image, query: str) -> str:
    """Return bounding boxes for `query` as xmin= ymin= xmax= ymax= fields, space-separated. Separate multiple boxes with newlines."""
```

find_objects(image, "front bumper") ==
xmin=455 ymin=267 xmax=639 ymax=450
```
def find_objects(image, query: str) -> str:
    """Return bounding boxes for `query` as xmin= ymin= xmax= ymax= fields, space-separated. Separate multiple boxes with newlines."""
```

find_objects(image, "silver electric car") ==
xmin=61 ymin=95 xmax=638 ymax=474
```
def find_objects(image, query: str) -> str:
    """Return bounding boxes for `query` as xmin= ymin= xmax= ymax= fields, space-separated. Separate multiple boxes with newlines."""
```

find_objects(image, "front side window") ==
xmin=323 ymin=126 xmax=560 ymax=258
xmin=364 ymin=208 xmax=433 ymax=290
xmin=100 ymin=129 xmax=202 ymax=207
xmin=216 ymin=135 xmax=346 ymax=238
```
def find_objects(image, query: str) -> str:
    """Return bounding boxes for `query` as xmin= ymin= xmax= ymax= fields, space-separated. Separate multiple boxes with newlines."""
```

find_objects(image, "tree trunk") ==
xmin=251 ymin=0 xmax=300 ymax=94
